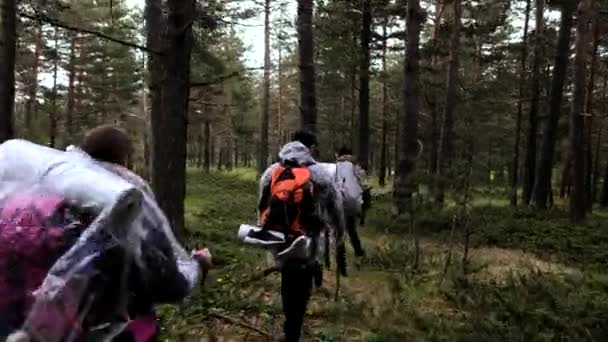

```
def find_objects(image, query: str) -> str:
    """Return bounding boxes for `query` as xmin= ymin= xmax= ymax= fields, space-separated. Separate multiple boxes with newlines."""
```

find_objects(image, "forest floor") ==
xmin=159 ymin=169 xmax=608 ymax=342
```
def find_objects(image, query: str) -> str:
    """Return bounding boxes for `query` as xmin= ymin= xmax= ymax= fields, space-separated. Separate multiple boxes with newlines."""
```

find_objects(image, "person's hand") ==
xmin=191 ymin=248 xmax=213 ymax=271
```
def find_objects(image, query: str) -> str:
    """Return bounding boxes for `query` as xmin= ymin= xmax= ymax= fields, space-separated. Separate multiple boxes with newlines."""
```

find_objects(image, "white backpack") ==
xmin=335 ymin=161 xmax=363 ymax=216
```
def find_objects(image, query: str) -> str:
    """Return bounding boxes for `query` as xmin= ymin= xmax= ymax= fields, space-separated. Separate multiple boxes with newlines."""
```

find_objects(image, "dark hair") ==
xmin=338 ymin=146 xmax=352 ymax=156
xmin=291 ymin=130 xmax=318 ymax=149
xmin=81 ymin=125 xmax=132 ymax=166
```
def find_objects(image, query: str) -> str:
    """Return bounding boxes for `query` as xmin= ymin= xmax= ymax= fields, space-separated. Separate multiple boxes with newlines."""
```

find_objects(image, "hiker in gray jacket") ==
xmin=257 ymin=130 xmax=346 ymax=342
xmin=335 ymin=146 xmax=368 ymax=257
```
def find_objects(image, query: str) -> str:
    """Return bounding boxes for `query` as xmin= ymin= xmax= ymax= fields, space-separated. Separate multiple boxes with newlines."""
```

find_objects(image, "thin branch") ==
xmin=209 ymin=312 xmax=270 ymax=337
xmin=18 ymin=11 xmax=162 ymax=55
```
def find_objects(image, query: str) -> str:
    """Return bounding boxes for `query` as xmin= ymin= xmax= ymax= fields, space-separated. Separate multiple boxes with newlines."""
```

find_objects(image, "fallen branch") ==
xmin=18 ymin=11 xmax=162 ymax=55
xmin=209 ymin=312 xmax=271 ymax=337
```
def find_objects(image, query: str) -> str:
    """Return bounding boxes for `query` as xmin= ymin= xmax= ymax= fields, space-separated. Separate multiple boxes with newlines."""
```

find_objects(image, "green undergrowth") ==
xmin=159 ymin=170 xmax=608 ymax=341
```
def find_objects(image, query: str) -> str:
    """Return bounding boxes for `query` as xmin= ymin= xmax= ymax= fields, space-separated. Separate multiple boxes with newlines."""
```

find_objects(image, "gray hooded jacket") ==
xmin=258 ymin=142 xmax=345 ymax=259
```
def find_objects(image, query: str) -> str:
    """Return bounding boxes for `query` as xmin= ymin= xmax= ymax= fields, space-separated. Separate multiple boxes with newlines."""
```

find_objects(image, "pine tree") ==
xmin=0 ymin=0 xmax=16 ymax=142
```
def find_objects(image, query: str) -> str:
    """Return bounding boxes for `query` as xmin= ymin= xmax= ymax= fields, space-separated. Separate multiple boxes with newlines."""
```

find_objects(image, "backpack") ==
xmin=0 ymin=192 xmax=91 ymax=338
xmin=261 ymin=165 xmax=315 ymax=236
xmin=335 ymin=161 xmax=363 ymax=216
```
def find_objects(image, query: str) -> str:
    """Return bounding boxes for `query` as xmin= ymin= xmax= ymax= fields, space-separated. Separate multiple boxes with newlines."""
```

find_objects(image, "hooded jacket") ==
xmin=258 ymin=142 xmax=345 ymax=262
xmin=336 ymin=154 xmax=369 ymax=191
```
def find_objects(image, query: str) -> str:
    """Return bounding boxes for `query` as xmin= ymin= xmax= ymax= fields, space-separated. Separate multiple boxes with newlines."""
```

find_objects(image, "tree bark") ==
xmin=522 ymin=0 xmax=544 ymax=205
xmin=592 ymin=125 xmax=602 ymax=201
xmin=569 ymin=0 xmax=591 ymax=223
xmin=436 ymin=0 xmax=461 ymax=205
xmin=145 ymin=0 xmax=163 ymax=178
xmin=258 ymin=0 xmax=271 ymax=175
xmin=0 ymin=0 xmax=16 ymax=142
xmin=379 ymin=15 xmax=388 ymax=187
xmin=584 ymin=14 xmax=600 ymax=210
xmin=510 ymin=0 xmax=530 ymax=206
xmin=297 ymin=0 xmax=317 ymax=133
xmin=530 ymin=3 xmax=574 ymax=209
xmin=601 ymin=157 xmax=608 ymax=207
xmin=277 ymin=42 xmax=284 ymax=147
xmin=357 ymin=0 xmax=371 ymax=170
xmin=204 ymin=121 xmax=211 ymax=172
xmin=427 ymin=0 xmax=444 ymax=196
xmin=24 ymin=23 xmax=43 ymax=135
xmin=394 ymin=0 xmax=424 ymax=213
xmin=65 ymin=33 xmax=78 ymax=146
xmin=149 ymin=0 xmax=195 ymax=236
xmin=594 ymin=71 xmax=608 ymax=203
xmin=350 ymin=61 xmax=357 ymax=147
xmin=49 ymin=28 xmax=59 ymax=148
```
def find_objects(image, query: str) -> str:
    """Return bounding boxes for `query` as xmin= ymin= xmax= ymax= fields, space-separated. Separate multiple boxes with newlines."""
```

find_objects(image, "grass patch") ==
xmin=159 ymin=170 xmax=608 ymax=341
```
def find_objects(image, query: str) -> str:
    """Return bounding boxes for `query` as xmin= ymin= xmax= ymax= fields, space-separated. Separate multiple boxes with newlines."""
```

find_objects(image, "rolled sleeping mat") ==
xmin=317 ymin=162 xmax=336 ymax=179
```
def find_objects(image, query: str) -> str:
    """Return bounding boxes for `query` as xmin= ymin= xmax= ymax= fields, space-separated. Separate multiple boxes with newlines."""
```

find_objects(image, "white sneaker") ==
xmin=277 ymin=235 xmax=311 ymax=260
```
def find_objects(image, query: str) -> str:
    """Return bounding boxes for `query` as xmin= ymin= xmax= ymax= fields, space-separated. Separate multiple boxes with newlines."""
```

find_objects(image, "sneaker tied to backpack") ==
xmin=238 ymin=224 xmax=286 ymax=247
xmin=276 ymin=235 xmax=311 ymax=260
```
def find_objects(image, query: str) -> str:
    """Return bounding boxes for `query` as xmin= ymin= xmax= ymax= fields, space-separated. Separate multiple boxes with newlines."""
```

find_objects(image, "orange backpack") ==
xmin=261 ymin=165 xmax=314 ymax=235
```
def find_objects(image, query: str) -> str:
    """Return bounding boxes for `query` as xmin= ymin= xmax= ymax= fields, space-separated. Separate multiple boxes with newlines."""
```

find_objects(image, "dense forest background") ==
xmin=1 ymin=0 xmax=608 ymax=340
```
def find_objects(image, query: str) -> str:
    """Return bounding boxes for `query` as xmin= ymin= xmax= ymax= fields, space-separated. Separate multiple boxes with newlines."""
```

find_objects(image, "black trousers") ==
xmin=345 ymin=215 xmax=365 ymax=257
xmin=281 ymin=260 xmax=314 ymax=342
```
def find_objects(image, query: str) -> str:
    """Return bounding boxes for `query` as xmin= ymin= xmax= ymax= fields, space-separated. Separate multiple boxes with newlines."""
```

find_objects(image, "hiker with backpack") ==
xmin=0 ymin=126 xmax=211 ymax=342
xmin=335 ymin=146 xmax=369 ymax=258
xmin=78 ymin=125 xmax=213 ymax=342
xmin=254 ymin=130 xmax=346 ymax=342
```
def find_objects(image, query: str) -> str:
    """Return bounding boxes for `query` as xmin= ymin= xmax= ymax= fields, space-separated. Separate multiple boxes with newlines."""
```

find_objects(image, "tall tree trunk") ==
xmin=277 ymin=42 xmax=284 ymax=148
xmin=379 ymin=15 xmax=388 ymax=187
xmin=510 ymin=0 xmax=531 ymax=206
xmin=65 ymin=33 xmax=77 ymax=146
xmin=594 ymin=71 xmax=608 ymax=203
xmin=49 ymin=28 xmax=59 ymax=148
xmin=530 ymin=3 xmax=574 ymax=209
xmin=297 ymin=0 xmax=317 ymax=133
xmin=569 ymin=0 xmax=592 ymax=223
xmin=436 ymin=0 xmax=461 ymax=205
xmin=258 ymin=0 xmax=271 ymax=175
xmin=357 ymin=0 xmax=371 ymax=170
xmin=197 ymin=124 xmax=203 ymax=168
xmin=151 ymin=0 xmax=195 ymax=236
xmin=522 ymin=0 xmax=545 ymax=205
xmin=204 ymin=121 xmax=211 ymax=172
xmin=24 ymin=23 xmax=43 ymax=135
xmin=584 ymin=14 xmax=600 ymax=210
xmin=428 ymin=0 xmax=444 ymax=195
xmin=592 ymin=125 xmax=602 ymax=201
xmin=145 ymin=0 xmax=163 ymax=179
xmin=0 ymin=0 xmax=16 ymax=142
xmin=601 ymin=157 xmax=608 ymax=207
xmin=394 ymin=122 xmax=400 ymax=179
xmin=350 ymin=62 xmax=357 ymax=147
xmin=394 ymin=0 xmax=424 ymax=213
